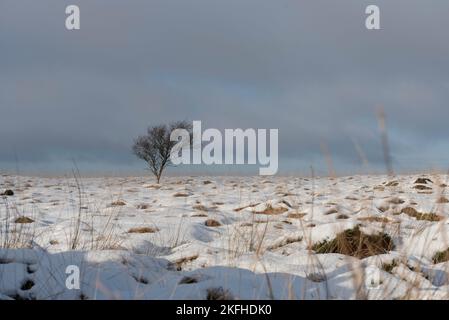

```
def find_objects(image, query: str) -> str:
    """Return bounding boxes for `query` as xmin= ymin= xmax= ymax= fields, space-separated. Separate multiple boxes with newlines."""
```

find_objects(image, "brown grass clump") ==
xmin=193 ymin=204 xmax=208 ymax=211
xmin=381 ymin=260 xmax=399 ymax=273
xmin=287 ymin=212 xmax=306 ymax=219
xmin=414 ymin=178 xmax=432 ymax=184
xmin=191 ymin=213 xmax=208 ymax=217
xmin=432 ymin=249 xmax=449 ymax=264
xmin=1 ymin=190 xmax=14 ymax=196
xmin=233 ymin=203 xmax=260 ymax=212
xmin=306 ymin=273 xmax=327 ymax=282
xmin=388 ymin=197 xmax=405 ymax=205
xmin=179 ymin=276 xmax=198 ymax=284
xmin=110 ymin=200 xmax=126 ymax=206
xmin=414 ymin=185 xmax=432 ymax=191
xmin=206 ymin=287 xmax=233 ymax=300
xmin=173 ymin=192 xmax=190 ymax=197
xmin=280 ymin=192 xmax=296 ymax=197
xmin=127 ymin=226 xmax=159 ymax=233
xmin=400 ymin=207 xmax=417 ymax=215
xmin=436 ymin=196 xmax=449 ymax=204
xmin=385 ymin=181 xmax=399 ymax=187
xmin=324 ymin=208 xmax=338 ymax=215
xmin=205 ymin=219 xmax=221 ymax=227
xmin=145 ymin=184 xmax=161 ymax=189
xmin=21 ymin=279 xmax=35 ymax=291
xmin=377 ymin=204 xmax=389 ymax=213
xmin=172 ymin=255 xmax=199 ymax=271
xmin=240 ymin=222 xmax=253 ymax=227
xmin=311 ymin=226 xmax=394 ymax=259
xmin=358 ymin=216 xmax=390 ymax=223
xmin=14 ymin=216 xmax=34 ymax=224
xmin=336 ymin=214 xmax=350 ymax=220
xmin=256 ymin=204 xmax=288 ymax=215
xmin=400 ymin=207 xmax=442 ymax=222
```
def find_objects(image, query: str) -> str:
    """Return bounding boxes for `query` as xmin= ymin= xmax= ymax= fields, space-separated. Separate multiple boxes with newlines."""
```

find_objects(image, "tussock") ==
xmin=432 ymin=249 xmax=449 ymax=264
xmin=287 ymin=213 xmax=306 ymax=219
xmin=358 ymin=216 xmax=390 ymax=223
xmin=14 ymin=216 xmax=34 ymax=224
xmin=173 ymin=192 xmax=190 ymax=197
xmin=110 ymin=200 xmax=126 ymax=206
xmin=256 ymin=204 xmax=288 ymax=215
xmin=414 ymin=185 xmax=432 ymax=191
xmin=127 ymin=226 xmax=159 ymax=233
xmin=414 ymin=178 xmax=433 ymax=184
xmin=205 ymin=219 xmax=221 ymax=227
xmin=206 ymin=287 xmax=233 ymax=300
xmin=311 ymin=226 xmax=394 ymax=259
xmin=400 ymin=207 xmax=442 ymax=221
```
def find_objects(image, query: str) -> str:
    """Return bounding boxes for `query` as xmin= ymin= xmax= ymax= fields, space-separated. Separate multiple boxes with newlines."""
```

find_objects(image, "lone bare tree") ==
xmin=133 ymin=121 xmax=192 ymax=183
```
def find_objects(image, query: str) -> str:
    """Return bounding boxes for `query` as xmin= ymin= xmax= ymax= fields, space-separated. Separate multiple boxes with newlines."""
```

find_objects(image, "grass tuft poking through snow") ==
xmin=400 ymin=207 xmax=442 ymax=221
xmin=127 ymin=227 xmax=159 ymax=234
xmin=206 ymin=287 xmax=233 ymax=300
xmin=311 ymin=225 xmax=394 ymax=259
xmin=432 ymin=249 xmax=449 ymax=264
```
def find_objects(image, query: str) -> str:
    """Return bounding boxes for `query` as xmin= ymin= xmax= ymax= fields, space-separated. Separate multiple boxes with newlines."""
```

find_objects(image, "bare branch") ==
xmin=132 ymin=121 xmax=192 ymax=183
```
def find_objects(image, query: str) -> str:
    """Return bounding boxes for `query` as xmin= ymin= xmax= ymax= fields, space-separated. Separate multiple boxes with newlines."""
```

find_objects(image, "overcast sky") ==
xmin=1 ymin=0 xmax=449 ymax=176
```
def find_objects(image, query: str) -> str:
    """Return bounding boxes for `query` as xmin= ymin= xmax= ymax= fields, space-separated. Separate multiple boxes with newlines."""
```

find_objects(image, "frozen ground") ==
xmin=1 ymin=173 xmax=449 ymax=300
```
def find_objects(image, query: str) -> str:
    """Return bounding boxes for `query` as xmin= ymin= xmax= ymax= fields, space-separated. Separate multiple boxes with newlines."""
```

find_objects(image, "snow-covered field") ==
xmin=1 ymin=173 xmax=449 ymax=300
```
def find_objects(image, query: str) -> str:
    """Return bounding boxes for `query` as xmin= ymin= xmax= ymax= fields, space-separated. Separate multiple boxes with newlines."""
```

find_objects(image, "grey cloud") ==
xmin=1 ymin=0 xmax=449 ymax=175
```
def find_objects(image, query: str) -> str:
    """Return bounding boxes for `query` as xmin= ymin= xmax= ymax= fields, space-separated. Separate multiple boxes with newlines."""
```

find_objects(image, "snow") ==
xmin=1 ymin=173 xmax=449 ymax=299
